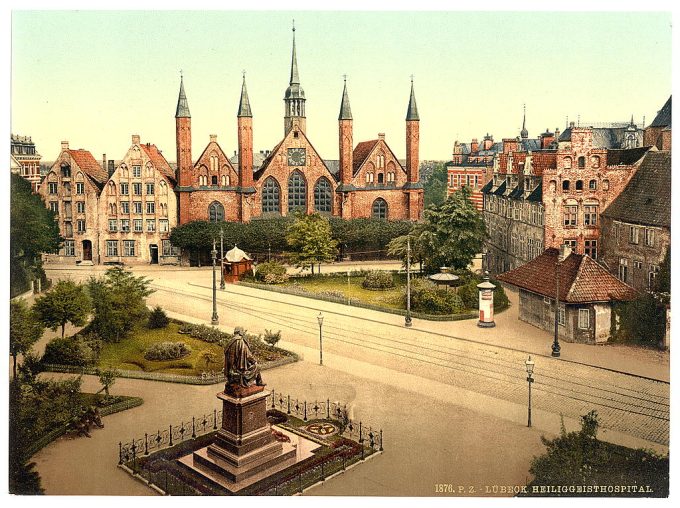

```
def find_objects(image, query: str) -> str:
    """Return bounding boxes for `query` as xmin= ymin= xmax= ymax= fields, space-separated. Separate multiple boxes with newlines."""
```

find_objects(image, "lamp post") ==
xmin=317 ymin=312 xmax=324 ymax=366
xmin=347 ymin=270 xmax=351 ymax=306
xmin=211 ymin=239 xmax=219 ymax=325
xmin=525 ymin=355 xmax=535 ymax=427
xmin=219 ymin=228 xmax=225 ymax=290
xmin=552 ymin=254 xmax=562 ymax=357
xmin=405 ymin=236 xmax=412 ymax=327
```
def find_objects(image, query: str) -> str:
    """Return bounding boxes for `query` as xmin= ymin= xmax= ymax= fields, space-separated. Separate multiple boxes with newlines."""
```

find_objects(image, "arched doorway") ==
xmin=82 ymin=240 xmax=92 ymax=261
xmin=149 ymin=244 xmax=159 ymax=264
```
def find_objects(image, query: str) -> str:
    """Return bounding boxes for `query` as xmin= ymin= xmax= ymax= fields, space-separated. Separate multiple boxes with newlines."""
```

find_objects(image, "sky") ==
xmin=10 ymin=9 xmax=672 ymax=163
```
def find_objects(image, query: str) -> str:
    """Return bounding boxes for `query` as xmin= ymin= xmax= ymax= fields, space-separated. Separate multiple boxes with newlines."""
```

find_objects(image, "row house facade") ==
xmin=39 ymin=138 xmax=179 ymax=265
xmin=175 ymin=28 xmax=423 ymax=226
xmin=11 ymin=134 xmax=42 ymax=192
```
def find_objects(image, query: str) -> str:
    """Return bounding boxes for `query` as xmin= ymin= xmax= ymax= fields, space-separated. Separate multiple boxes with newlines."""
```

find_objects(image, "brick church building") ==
xmin=175 ymin=28 xmax=423 ymax=225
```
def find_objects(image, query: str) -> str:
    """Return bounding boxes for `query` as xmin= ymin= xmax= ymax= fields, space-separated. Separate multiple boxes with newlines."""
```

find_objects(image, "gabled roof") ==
xmin=194 ymin=140 xmax=237 ymax=174
xmin=497 ymin=248 xmax=637 ymax=304
xmin=140 ymin=143 xmax=176 ymax=184
xmin=649 ymin=96 xmax=671 ymax=128
xmin=602 ymin=151 xmax=671 ymax=228
xmin=68 ymin=149 xmax=109 ymax=186
xmin=254 ymin=130 xmax=335 ymax=181
xmin=353 ymin=140 xmax=379 ymax=173
xmin=606 ymin=146 xmax=650 ymax=166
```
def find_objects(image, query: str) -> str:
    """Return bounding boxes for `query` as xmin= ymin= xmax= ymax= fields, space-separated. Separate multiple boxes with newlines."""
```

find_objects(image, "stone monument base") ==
xmin=177 ymin=388 xmax=308 ymax=493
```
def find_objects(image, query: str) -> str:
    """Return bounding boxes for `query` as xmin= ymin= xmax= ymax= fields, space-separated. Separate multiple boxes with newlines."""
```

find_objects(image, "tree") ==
xmin=97 ymin=368 xmax=119 ymax=399
xmin=286 ymin=212 xmax=338 ymax=274
xmin=9 ymin=300 xmax=44 ymax=379
xmin=10 ymin=174 xmax=62 ymax=297
xmin=88 ymin=267 xmax=154 ymax=342
xmin=423 ymin=162 xmax=448 ymax=208
xmin=33 ymin=279 xmax=91 ymax=339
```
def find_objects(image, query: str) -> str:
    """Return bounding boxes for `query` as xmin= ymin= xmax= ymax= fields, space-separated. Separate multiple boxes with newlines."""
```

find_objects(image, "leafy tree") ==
xmin=33 ymin=279 xmax=91 ymax=339
xmin=147 ymin=306 xmax=170 ymax=329
xmin=9 ymin=300 xmax=44 ymax=380
xmin=88 ymin=267 xmax=153 ymax=342
xmin=423 ymin=162 xmax=448 ymax=208
xmin=286 ymin=212 xmax=338 ymax=274
xmin=97 ymin=367 xmax=119 ymax=399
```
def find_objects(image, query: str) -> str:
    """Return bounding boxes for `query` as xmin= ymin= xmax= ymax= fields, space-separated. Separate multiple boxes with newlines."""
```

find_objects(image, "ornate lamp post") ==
xmin=405 ymin=236 xmax=412 ymax=327
xmin=211 ymin=239 xmax=219 ymax=325
xmin=317 ymin=312 xmax=324 ymax=366
xmin=552 ymin=253 xmax=562 ymax=357
xmin=525 ymin=355 xmax=535 ymax=427
xmin=219 ymin=228 xmax=225 ymax=290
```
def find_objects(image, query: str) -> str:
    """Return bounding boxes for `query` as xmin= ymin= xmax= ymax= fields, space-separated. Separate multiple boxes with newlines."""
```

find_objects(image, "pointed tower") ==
xmin=520 ymin=104 xmax=529 ymax=139
xmin=405 ymin=78 xmax=423 ymax=220
xmin=175 ymin=73 xmax=193 ymax=225
xmin=337 ymin=77 xmax=355 ymax=217
xmin=237 ymin=73 xmax=255 ymax=222
xmin=283 ymin=24 xmax=306 ymax=136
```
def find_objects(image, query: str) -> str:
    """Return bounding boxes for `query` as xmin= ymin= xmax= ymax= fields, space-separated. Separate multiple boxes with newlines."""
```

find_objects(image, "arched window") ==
xmin=577 ymin=156 xmax=585 ymax=169
xmin=208 ymin=201 xmax=224 ymax=222
xmin=159 ymin=180 xmax=167 ymax=195
xmin=372 ymin=198 xmax=388 ymax=219
xmin=562 ymin=180 xmax=570 ymax=191
xmin=563 ymin=156 xmax=572 ymax=169
xmin=108 ymin=181 xmax=116 ymax=195
xmin=121 ymin=164 xmax=129 ymax=178
xmin=575 ymin=180 xmax=583 ymax=191
xmin=262 ymin=177 xmax=281 ymax=214
xmin=314 ymin=177 xmax=332 ymax=213
xmin=210 ymin=154 xmax=218 ymax=172
xmin=61 ymin=163 xmax=71 ymax=178
xmin=221 ymin=175 xmax=228 ymax=187
xmin=288 ymin=170 xmax=307 ymax=212
xmin=145 ymin=162 xmax=153 ymax=177
xmin=589 ymin=179 xmax=597 ymax=190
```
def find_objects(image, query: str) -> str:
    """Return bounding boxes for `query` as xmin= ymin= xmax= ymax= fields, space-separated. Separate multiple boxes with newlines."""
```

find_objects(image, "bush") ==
xmin=457 ymin=274 xmax=510 ymax=311
xmin=362 ymin=270 xmax=395 ymax=290
xmin=144 ymin=342 xmax=192 ymax=361
xmin=407 ymin=278 xmax=465 ymax=315
xmin=611 ymin=293 xmax=666 ymax=347
xmin=147 ymin=306 xmax=170 ymax=329
xmin=255 ymin=261 xmax=289 ymax=284
xmin=263 ymin=329 xmax=282 ymax=347
xmin=42 ymin=335 xmax=98 ymax=367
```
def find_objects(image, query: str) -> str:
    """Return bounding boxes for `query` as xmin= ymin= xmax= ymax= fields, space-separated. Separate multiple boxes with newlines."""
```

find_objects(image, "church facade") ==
xmin=175 ymin=28 xmax=423 ymax=225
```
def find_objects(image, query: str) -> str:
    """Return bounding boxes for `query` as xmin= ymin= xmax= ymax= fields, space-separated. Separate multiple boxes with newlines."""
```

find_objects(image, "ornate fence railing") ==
xmin=118 ymin=390 xmax=383 ymax=495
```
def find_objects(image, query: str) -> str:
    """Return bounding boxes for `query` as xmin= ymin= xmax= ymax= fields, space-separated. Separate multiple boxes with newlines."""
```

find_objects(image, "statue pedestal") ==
xmin=178 ymin=387 xmax=297 ymax=492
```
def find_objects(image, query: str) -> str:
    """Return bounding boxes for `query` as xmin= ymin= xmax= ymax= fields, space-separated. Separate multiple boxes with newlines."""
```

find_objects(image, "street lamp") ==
xmin=405 ymin=236 xmax=412 ymax=327
xmin=525 ymin=355 xmax=535 ymax=427
xmin=317 ymin=312 xmax=324 ymax=366
xmin=552 ymin=253 xmax=562 ymax=357
xmin=211 ymin=239 xmax=219 ymax=325
xmin=219 ymin=228 xmax=225 ymax=290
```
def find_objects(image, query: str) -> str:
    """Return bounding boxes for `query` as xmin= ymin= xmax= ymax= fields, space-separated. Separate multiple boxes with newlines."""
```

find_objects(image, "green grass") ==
xmin=98 ymin=322 xmax=224 ymax=376
xmin=284 ymin=274 xmax=406 ymax=309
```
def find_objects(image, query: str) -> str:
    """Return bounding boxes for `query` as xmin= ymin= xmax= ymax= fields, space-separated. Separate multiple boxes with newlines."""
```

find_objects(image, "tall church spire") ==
xmin=175 ymin=73 xmax=191 ymax=118
xmin=290 ymin=22 xmax=300 ymax=85
xmin=406 ymin=77 xmax=419 ymax=121
xmin=520 ymin=104 xmax=528 ymax=139
xmin=338 ymin=76 xmax=352 ymax=120
xmin=284 ymin=22 xmax=306 ymax=135
xmin=237 ymin=72 xmax=252 ymax=118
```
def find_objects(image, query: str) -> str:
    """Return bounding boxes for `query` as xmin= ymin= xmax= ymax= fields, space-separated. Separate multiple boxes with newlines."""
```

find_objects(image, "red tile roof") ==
xmin=497 ymin=151 xmax=556 ymax=176
xmin=68 ymin=149 xmax=108 ymax=185
xmin=353 ymin=140 xmax=379 ymax=173
xmin=140 ymin=143 xmax=176 ymax=184
xmin=497 ymin=248 xmax=637 ymax=303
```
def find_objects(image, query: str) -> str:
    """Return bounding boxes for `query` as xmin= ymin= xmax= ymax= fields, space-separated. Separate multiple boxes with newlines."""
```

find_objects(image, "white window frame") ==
xmin=106 ymin=240 xmax=119 ymax=257
xmin=123 ymin=240 xmax=136 ymax=256
xmin=578 ymin=308 xmax=590 ymax=330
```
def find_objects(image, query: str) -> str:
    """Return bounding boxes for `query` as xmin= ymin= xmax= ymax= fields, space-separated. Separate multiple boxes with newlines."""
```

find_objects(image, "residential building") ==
xmin=600 ymin=150 xmax=671 ymax=292
xmin=497 ymin=246 xmax=637 ymax=344
xmin=11 ymin=134 xmax=42 ymax=192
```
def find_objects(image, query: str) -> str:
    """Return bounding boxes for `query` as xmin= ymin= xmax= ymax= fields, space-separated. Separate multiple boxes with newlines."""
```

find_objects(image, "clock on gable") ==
xmin=287 ymin=148 xmax=306 ymax=166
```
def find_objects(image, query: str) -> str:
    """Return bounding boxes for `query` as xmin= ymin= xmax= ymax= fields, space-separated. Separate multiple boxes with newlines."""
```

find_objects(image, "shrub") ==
xmin=42 ymin=335 xmax=98 ymax=367
xmin=362 ymin=270 xmax=395 ymax=290
xmin=147 ymin=306 xmax=170 ymax=329
xmin=263 ymin=329 xmax=282 ymax=347
xmin=407 ymin=278 xmax=465 ymax=315
xmin=457 ymin=274 xmax=510 ymax=311
xmin=144 ymin=342 xmax=192 ymax=361
xmin=255 ymin=261 xmax=289 ymax=284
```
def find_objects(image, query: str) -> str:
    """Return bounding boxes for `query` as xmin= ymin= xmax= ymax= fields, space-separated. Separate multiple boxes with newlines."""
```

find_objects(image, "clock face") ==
xmin=287 ymin=148 xmax=306 ymax=166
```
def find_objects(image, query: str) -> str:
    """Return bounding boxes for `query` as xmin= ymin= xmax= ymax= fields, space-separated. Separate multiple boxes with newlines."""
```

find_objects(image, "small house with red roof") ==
xmin=497 ymin=246 xmax=637 ymax=343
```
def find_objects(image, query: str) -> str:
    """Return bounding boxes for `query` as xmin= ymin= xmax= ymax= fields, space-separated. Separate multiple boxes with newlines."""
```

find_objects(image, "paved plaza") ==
xmin=30 ymin=263 xmax=670 ymax=495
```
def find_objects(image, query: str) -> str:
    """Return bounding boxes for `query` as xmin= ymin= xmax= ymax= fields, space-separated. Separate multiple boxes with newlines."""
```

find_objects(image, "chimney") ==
xmin=502 ymin=138 xmax=519 ymax=154
xmin=559 ymin=244 xmax=572 ymax=262
xmin=471 ymin=138 xmax=479 ymax=153
xmin=378 ymin=133 xmax=385 ymax=140
xmin=108 ymin=160 xmax=115 ymax=176
xmin=210 ymin=134 xmax=217 ymax=143
xmin=102 ymin=153 xmax=107 ymax=172
xmin=61 ymin=141 xmax=69 ymax=151
xmin=132 ymin=134 xmax=140 ymax=144
xmin=483 ymin=134 xmax=493 ymax=151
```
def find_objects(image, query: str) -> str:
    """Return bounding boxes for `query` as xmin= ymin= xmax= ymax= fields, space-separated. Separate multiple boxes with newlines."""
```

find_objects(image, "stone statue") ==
xmin=224 ymin=327 xmax=264 ymax=392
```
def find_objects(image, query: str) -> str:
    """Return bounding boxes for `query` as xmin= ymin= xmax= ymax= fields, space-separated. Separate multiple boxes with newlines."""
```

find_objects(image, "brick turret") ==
xmin=405 ymin=78 xmax=423 ymax=220
xmin=237 ymin=74 xmax=255 ymax=221
xmin=175 ymin=74 xmax=193 ymax=224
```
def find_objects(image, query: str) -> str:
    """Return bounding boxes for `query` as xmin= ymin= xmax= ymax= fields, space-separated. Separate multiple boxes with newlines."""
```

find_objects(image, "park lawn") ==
xmin=284 ymin=274 xmax=405 ymax=310
xmin=98 ymin=322 xmax=223 ymax=376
